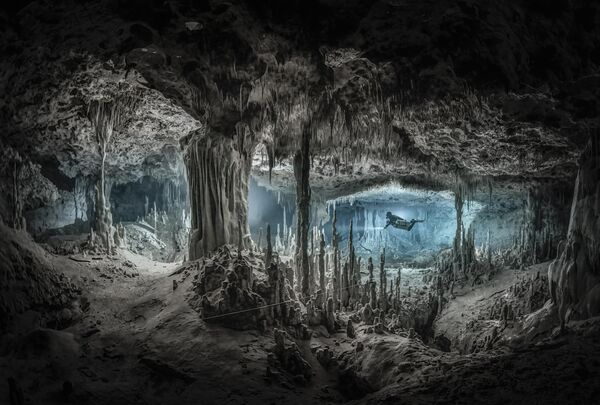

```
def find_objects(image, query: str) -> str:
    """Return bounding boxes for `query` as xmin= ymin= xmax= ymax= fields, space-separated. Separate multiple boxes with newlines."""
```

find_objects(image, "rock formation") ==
xmin=182 ymin=128 xmax=254 ymax=260
xmin=189 ymin=245 xmax=297 ymax=330
xmin=294 ymin=125 xmax=312 ymax=299
xmin=549 ymin=137 xmax=600 ymax=325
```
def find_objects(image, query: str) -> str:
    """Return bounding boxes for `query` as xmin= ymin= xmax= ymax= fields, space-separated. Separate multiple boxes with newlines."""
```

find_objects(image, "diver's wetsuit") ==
xmin=384 ymin=212 xmax=424 ymax=231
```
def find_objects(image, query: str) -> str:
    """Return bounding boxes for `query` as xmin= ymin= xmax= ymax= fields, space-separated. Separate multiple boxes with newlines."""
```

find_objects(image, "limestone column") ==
xmin=181 ymin=127 xmax=253 ymax=260
xmin=294 ymin=126 xmax=311 ymax=299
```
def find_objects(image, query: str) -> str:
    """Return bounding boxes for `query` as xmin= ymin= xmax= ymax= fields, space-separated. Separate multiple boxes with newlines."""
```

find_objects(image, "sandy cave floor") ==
xmin=1 ymin=250 xmax=600 ymax=405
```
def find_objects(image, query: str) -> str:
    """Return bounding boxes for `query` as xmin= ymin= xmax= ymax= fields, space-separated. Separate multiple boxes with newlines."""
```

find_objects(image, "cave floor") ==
xmin=435 ymin=261 xmax=551 ymax=352
xmin=1 ymin=249 xmax=600 ymax=405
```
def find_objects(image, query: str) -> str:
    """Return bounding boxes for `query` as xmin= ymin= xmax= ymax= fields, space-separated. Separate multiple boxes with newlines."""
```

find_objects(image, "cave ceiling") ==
xmin=1 ymin=0 xmax=598 ymax=194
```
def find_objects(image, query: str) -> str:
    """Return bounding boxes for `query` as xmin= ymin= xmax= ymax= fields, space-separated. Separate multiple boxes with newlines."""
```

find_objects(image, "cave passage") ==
xmin=248 ymin=181 xmax=490 ymax=263
xmin=1 ymin=1 xmax=599 ymax=404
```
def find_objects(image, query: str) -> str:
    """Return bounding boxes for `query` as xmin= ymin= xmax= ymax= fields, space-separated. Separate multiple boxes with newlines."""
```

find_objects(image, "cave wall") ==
xmin=0 ymin=222 xmax=78 ymax=330
xmin=21 ymin=173 xmax=99 ymax=240
xmin=25 ymin=188 xmax=90 ymax=237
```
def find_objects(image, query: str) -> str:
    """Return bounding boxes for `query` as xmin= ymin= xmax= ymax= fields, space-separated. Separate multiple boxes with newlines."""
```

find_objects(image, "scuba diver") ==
xmin=384 ymin=211 xmax=424 ymax=231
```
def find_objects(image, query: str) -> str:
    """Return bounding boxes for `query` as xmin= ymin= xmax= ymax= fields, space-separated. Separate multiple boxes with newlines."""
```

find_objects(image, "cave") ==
xmin=1 ymin=1 xmax=599 ymax=404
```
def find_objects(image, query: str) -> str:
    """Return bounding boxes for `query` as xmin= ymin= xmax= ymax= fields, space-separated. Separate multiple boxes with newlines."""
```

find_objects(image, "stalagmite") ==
xmin=487 ymin=228 xmax=492 ymax=268
xmin=549 ymin=137 xmax=600 ymax=325
xmin=348 ymin=220 xmax=356 ymax=304
xmin=265 ymin=224 xmax=272 ymax=271
xmin=453 ymin=186 xmax=464 ymax=280
xmin=332 ymin=207 xmax=340 ymax=310
xmin=396 ymin=268 xmax=402 ymax=302
xmin=294 ymin=126 xmax=311 ymax=299
xmin=379 ymin=248 xmax=386 ymax=312
xmin=319 ymin=232 xmax=326 ymax=294
xmin=369 ymin=280 xmax=377 ymax=309
xmin=257 ymin=227 xmax=263 ymax=251
xmin=346 ymin=319 xmax=355 ymax=338
xmin=341 ymin=262 xmax=349 ymax=309
xmin=326 ymin=297 xmax=335 ymax=332
xmin=181 ymin=126 xmax=254 ymax=260
xmin=308 ymin=228 xmax=316 ymax=295
xmin=354 ymin=256 xmax=361 ymax=305
xmin=347 ymin=220 xmax=354 ymax=257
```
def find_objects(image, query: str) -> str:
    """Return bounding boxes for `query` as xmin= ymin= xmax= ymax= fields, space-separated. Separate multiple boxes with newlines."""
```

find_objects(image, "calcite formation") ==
xmin=189 ymin=245 xmax=302 ymax=330
xmin=182 ymin=128 xmax=254 ymax=260
xmin=549 ymin=138 xmax=600 ymax=325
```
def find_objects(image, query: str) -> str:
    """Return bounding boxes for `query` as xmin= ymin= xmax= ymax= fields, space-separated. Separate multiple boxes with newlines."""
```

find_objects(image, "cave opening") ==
xmin=109 ymin=172 xmax=191 ymax=263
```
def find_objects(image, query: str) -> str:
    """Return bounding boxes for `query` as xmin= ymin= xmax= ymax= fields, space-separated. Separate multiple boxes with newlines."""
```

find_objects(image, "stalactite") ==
xmin=294 ymin=125 xmax=311 ymax=299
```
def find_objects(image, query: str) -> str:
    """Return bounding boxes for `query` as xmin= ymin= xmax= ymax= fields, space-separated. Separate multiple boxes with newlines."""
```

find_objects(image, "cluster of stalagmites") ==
xmin=189 ymin=245 xmax=305 ymax=332
xmin=189 ymin=223 xmax=445 ymax=336
xmin=186 ymin=237 xmax=448 ymax=384
xmin=310 ymin=240 xmax=444 ymax=344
